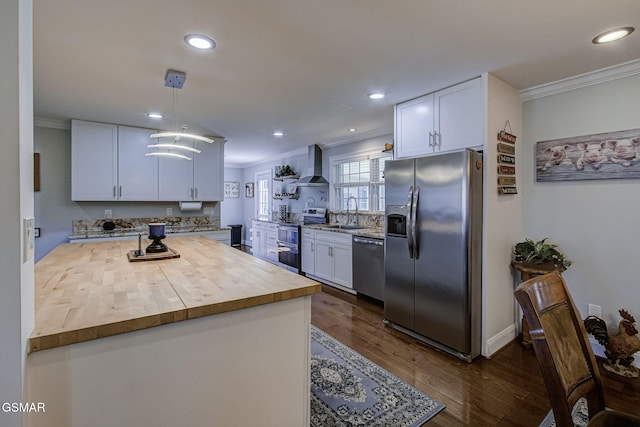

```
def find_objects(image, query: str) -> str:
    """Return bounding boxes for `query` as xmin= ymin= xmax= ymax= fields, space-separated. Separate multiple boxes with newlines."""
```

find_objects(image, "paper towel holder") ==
xmin=179 ymin=201 xmax=203 ymax=211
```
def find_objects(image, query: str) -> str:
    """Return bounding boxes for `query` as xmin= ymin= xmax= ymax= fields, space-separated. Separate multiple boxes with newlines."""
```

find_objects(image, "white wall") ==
xmin=482 ymin=74 xmax=523 ymax=355
xmin=221 ymin=167 xmax=245 ymax=226
xmin=522 ymin=69 xmax=640 ymax=326
xmin=0 ymin=1 xmax=33 ymax=426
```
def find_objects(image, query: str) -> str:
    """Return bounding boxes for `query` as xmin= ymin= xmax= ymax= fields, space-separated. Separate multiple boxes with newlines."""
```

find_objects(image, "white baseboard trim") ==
xmin=484 ymin=323 xmax=518 ymax=358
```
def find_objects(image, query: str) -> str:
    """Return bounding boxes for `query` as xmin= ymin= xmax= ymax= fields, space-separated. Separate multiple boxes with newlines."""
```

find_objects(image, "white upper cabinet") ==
xmin=395 ymin=77 xmax=482 ymax=159
xmin=158 ymin=149 xmax=194 ymax=201
xmin=194 ymin=138 xmax=223 ymax=201
xmin=435 ymin=78 xmax=482 ymax=153
xmin=117 ymin=126 xmax=158 ymax=201
xmin=158 ymin=137 xmax=224 ymax=201
xmin=72 ymin=120 xmax=118 ymax=201
xmin=72 ymin=120 xmax=224 ymax=202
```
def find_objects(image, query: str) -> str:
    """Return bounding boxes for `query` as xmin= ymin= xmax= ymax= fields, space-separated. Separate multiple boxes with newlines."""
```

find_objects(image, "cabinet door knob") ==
xmin=428 ymin=132 xmax=434 ymax=148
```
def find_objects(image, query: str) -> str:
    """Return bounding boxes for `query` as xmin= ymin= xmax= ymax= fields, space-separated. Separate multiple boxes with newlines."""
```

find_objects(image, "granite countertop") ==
xmin=303 ymin=223 xmax=384 ymax=239
xmin=31 ymin=236 xmax=321 ymax=353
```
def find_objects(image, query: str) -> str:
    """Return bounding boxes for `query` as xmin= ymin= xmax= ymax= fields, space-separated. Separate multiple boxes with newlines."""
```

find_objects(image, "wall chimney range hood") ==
xmin=296 ymin=145 xmax=329 ymax=186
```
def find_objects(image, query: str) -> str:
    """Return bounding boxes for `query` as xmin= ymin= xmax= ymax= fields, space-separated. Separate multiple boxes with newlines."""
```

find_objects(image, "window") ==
xmin=255 ymin=169 xmax=271 ymax=221
xmin=331 ymin=151 xmax=391 ymax=213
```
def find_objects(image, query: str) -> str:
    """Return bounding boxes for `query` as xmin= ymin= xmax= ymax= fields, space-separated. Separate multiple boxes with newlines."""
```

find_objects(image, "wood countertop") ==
xmin=31 ymin=236 xmax=321 ymax=353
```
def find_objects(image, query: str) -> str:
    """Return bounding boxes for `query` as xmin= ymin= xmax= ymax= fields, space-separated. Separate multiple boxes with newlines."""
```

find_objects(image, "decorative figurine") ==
xmin=585 ymin=309 xmax=640 ymax=378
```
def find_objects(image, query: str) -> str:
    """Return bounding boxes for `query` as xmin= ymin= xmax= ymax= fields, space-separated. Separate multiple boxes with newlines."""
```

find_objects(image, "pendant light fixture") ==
xmin=146 ymin=70 xmax=213 ymax=160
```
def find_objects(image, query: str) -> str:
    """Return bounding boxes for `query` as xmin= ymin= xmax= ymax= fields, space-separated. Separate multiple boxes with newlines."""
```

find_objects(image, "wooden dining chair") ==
xmin=514 ymin=271 xmax=640 ymax=427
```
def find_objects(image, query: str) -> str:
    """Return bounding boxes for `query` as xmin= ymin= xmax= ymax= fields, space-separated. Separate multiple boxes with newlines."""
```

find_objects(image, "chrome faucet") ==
xmin=346 ymin=196 xmax=359 ymax=226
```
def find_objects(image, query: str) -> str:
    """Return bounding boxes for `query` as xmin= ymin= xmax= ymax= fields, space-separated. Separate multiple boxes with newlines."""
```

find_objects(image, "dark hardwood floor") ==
xmin=233 ymin=245 xmax=640 ymax=425
xmin=311 ymin=284 xmax=640 ymax=427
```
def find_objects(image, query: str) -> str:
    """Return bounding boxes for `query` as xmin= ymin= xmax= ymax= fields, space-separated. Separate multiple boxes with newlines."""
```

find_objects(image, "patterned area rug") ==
xmin=539 ymin=398 xmax=588 ymax=427
xmin=310 ymin=326 xmax=445 ymax=426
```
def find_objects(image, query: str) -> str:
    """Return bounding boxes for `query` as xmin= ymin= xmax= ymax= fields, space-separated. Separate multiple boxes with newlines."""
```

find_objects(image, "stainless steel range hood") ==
xmin=296 ymin=145 xmax=329 ymax=186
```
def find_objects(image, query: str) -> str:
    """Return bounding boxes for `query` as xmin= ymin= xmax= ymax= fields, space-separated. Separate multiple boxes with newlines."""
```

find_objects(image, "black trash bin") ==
xmin=228 ymin=224 xmax=242 ymax=247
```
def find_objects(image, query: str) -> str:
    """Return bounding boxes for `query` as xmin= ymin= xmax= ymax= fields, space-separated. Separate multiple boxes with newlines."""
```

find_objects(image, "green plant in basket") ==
xmin=513 ymin=237 xmax=572 ymax=272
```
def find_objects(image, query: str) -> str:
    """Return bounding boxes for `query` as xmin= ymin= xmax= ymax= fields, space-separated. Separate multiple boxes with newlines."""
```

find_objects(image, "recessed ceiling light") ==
xmin=146 ymin=112 xmax=164 ymax=119
xmin=592 ymin=27 xmax=634 ymax=44
xmin=273 ymin=131 xmax=284 ymax=137
xmin=368 ymin=92 xmax=385 ymax=100
xmin=348 ymin=128 xmax=357 ymax=132
xmin=184 ymin=34 xmax=216 ymax=50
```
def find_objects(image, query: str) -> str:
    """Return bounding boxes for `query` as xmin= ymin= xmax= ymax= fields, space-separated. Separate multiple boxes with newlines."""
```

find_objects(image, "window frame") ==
xmin=254 ymin=168 xmax=272 ymax=221
xmin=329 ymin=149 xmax=392 ymax=213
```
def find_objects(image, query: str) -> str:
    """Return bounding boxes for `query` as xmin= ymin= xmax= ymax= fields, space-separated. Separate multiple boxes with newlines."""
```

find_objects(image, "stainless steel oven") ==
xmin=277 ymin=223 xmax=301 ymax=273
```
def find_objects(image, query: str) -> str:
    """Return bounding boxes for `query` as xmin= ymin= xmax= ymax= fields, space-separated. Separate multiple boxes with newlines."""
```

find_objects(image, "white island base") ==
xmin=27 ymin=296 xmax=312 ymax=427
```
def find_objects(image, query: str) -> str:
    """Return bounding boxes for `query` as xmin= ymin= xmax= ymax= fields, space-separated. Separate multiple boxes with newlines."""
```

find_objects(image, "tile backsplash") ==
xmin=72 ymin=215 xmax=221 ymax=234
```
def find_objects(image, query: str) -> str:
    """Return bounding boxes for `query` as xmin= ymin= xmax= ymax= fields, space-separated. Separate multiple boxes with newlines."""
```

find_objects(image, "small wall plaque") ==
xmin=498 ymin=186 xmax=518 ymax=195
xmin=498 ymin=154 xmax=515 ymax=164
xmin=497 ymin=176 xmax=516 ymax=186
xmin=498 ymin=165 xmax=516 ymax=175
xmin=497 ymin=143 xmax=515 ymax=155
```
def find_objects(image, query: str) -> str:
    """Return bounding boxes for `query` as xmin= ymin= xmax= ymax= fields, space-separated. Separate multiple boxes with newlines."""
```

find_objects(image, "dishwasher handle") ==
xmin=353 ymin=237 xmax=383 ymax=246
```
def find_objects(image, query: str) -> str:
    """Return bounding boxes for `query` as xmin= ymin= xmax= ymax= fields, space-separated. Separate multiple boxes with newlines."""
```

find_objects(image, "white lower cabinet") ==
xmin=301 ymin=229 xmax=315 ymax=275
xmin=251 ymin=220 xmax=278 ymax=264
xmin=303 ymin=229 xmax=353 ymax=290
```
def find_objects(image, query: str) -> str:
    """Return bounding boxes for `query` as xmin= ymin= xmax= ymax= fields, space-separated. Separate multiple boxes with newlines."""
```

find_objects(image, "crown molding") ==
xmin=34 ymin=117 xmax=71 ymax=130
xmin=520 ymin=58 xmax=640 ymax=102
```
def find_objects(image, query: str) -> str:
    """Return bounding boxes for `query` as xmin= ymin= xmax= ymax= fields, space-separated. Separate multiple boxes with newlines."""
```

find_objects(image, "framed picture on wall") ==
xmin=245 ymin=182 xmax=254 ymax=198
xmin=536 ymin=128 xmax=640 ymax=182
xmin=224 ymin=181 xmax=239 ymax=198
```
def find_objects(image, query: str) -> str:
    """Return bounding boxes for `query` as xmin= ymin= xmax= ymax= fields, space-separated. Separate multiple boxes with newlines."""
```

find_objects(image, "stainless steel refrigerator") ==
xmin=384 ymin=149 xmax=483 ymax=362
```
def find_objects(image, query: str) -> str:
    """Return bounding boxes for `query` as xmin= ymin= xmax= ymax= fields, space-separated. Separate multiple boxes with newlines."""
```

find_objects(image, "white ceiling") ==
xmin=33 ymin=1 xmax=640 ymax=166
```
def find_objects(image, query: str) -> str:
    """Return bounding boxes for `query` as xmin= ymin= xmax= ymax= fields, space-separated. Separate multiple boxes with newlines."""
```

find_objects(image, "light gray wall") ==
xmin=241 ymin=149 xmax=327 ymax=244
xmin=522 ymin=73 xmax=640 ymax=324
xmin=34 ymin=126 xmax=220 ymax=262
xmin=1 ymin=0 xmax=33 ymax=421
xmin=221 ymin=166 xmax=244 ymax=227
xmin=238 ymin=135 xmax=393 ymax=245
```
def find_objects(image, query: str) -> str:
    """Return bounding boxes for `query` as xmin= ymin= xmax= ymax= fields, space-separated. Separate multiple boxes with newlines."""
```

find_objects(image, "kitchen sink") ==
xmin=323 ymin=224 xmax=366 ymax=230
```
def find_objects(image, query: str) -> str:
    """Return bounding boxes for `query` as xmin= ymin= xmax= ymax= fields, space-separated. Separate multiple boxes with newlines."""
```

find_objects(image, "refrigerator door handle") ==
xmin=407 ymin=186 xmax=414 ymax=259
xmin=411 ymin=185 xmax=420 ymax=259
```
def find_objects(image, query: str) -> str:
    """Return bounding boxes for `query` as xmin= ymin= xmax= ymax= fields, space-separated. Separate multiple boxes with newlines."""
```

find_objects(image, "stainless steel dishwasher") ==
xmin=352 ymin=236 xmax=384 ymax=301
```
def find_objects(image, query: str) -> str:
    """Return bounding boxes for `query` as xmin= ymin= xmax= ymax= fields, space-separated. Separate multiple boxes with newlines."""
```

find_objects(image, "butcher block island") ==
xmin=28 ymin=236 xmax=321 ymax=427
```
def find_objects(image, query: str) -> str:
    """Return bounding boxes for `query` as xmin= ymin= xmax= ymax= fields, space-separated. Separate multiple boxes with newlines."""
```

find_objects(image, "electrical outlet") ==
xmin=588 ymin=304 xmax=602 ymax=318
xmin=166 ymin=207 xmax=173 ymax=216
xmin=104 ymin=209 xmax=112 ymax=219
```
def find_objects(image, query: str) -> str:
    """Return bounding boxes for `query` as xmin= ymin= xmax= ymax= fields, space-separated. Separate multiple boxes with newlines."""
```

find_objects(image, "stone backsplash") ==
xmin=328 ymin=211 xmax=383 ymax=227
xmin=71 ymin=215 xmax=222 ymax=237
